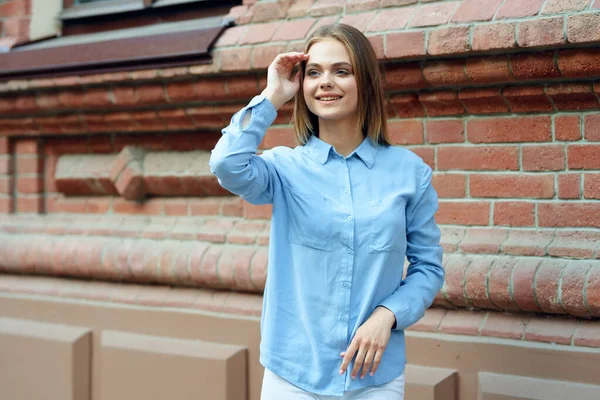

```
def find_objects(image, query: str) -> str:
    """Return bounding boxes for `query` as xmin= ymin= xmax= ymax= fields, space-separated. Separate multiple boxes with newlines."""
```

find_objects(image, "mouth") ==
xmin=316 ymin=95 xmax=343 ymax=103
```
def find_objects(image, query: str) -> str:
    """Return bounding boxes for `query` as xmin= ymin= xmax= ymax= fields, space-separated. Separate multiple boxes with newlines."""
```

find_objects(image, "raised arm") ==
xmin=209 ymin=52 xmax=309 ymax=205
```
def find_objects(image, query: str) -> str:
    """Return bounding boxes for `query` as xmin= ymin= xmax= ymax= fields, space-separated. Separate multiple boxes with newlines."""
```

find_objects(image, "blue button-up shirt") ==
xmin=210 ymin=95 xmax=444 ymax=396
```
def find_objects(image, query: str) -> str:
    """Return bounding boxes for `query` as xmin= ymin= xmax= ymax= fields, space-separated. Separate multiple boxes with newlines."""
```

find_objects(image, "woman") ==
xmin=210 ymin=24 xmax=444 ymax=399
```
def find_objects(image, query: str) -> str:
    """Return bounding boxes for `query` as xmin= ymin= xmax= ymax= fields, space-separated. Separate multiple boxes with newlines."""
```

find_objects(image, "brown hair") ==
xmin=292 ymin=23 xmax=390 ymax=146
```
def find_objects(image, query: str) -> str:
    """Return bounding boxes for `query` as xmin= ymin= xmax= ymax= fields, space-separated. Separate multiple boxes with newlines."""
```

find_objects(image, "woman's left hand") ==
xmin=339 ymin=306 xmax=396 ymax=380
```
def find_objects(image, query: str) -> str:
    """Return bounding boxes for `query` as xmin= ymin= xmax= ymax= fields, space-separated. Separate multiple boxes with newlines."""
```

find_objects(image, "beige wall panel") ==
xmin=99 ymin=330 xmax=247 ymax=400
xmin=404 ymin=364 xmax=457 ymax=400
xmin=478 ymin=372 xmax=600 ymax=400
xmin=0 ymin=316 xmax=91 ymax=400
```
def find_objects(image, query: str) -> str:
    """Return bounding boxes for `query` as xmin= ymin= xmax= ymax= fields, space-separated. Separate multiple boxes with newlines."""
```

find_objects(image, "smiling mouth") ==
xmin=317 ymin=96 xmax=342 ymax=102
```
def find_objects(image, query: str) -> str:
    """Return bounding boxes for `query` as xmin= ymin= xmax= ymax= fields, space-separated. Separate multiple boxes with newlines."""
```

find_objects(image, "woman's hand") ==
xmin=261 ymin=52 xmax=309 ymax=110
xmin=339 ymin=306 xmax=396 ymax=380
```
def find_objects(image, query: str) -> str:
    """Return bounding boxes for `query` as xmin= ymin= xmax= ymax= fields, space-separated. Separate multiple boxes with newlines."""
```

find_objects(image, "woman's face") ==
xmin=303 ymin=38 xmax=359 ymax=124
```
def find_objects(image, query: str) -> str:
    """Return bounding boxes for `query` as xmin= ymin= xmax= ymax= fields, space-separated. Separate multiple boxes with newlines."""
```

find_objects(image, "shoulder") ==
xmin=259 ymin=145 xmax=305 ymax=163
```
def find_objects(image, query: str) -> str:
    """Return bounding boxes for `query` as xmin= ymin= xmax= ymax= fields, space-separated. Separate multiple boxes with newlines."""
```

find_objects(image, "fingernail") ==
xmin=370 ymin=372 xmax=374 ymax=376
xmin=351 ymin=375 xmax=356 ymax=380
xmin=339 ymin=370 xmax=343 ymax=375
xmin=360 ymin=375 xmax=364 ymax=379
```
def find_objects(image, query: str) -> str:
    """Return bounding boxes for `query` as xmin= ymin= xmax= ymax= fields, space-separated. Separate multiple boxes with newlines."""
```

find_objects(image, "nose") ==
xmin=319 ymin=72 xmax=334 ymax=89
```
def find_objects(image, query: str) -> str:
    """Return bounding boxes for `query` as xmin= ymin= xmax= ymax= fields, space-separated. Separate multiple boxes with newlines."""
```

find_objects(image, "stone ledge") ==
xmin=1 ymin=273 xmax=599 ymax=348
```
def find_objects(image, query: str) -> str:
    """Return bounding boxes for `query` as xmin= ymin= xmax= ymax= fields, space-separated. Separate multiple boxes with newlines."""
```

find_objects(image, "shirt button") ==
xmin=346 ymin=248 xmax=352 ymax=254
xmin=344 ymin=188 xmax=349 ymax=194
xmin=341 ymin=316 xmax=348 ymax=322
xmin=341 ymin=159 xmax=346 ymax=163
xmin=347 ymin=215 xmax=353 ymax=220
xmin=343 ymin=282 xmax=350 ymax=288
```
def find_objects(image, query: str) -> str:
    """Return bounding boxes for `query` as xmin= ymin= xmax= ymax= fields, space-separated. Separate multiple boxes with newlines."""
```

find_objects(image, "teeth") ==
xmin=320 ymin=97 xmax=340 ymax=101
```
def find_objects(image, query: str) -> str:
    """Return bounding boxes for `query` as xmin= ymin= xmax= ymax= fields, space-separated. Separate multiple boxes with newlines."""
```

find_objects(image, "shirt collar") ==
xmin=306 ymin=135 xmax=378 ymax=169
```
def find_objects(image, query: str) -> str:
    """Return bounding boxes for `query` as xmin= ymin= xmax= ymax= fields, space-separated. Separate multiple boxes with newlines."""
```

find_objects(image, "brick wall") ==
xmin=0 ymin=0 xmax=599 ymax=323
xmin=0 ymin=0 xmax=30 ymax=45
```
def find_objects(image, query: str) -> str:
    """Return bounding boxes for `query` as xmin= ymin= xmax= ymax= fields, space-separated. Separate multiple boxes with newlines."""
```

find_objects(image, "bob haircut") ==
xmin=292 ymin=23 xmax=390 ymax=146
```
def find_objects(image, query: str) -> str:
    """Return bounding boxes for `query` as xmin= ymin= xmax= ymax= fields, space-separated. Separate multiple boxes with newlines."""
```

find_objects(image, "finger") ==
xmin=350 ymin=345 xmax=367 ymax=380
xmin=339 ymin=341 xmax=358 ymax=375
xmin=370 ymin=350 xmax=383 ymax=376
xmin=360 ymin=348 xmax=375 ymax=379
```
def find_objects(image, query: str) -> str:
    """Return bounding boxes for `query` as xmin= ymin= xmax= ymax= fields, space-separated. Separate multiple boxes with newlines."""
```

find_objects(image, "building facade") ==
xmin=1 ymin=0 xmax=600 ymax=399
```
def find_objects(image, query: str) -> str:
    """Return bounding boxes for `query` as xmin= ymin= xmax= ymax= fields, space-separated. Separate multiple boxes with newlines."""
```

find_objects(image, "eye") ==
xmin=336 ymin=69 xmax=349 ymax=75
xmin=306 ymin=70 xmax=320 ymax=77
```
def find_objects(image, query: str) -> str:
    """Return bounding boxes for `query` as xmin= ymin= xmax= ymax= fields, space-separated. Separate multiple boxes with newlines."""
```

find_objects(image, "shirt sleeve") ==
xmin=209 ymin=95 xmax=279 ymax=205
xmin=378 ymin=163 xmax=445 ymax=331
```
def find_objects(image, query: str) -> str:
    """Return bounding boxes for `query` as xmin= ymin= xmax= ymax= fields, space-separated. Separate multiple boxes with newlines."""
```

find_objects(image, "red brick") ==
xmin=422 ymin=59 xmax=469 ymax=86
xmin=388 ymin=94 xmax=425 ymax=119
xmin=574 ymin=321 xmax=600 ymax=347
xmin=452 ymin=0 xmax=503 ymax=22
xmin=308 ymin=0 xmax=344 ymax=16
xmin=431 ymin=173 xmax=466 ymax=198
xmin=472 ymin=23 xmax=516 ymax=51
xmin=346 ymin=0 xmax=380 ymax=12
xmin=502 ymin=230 xmax=554 ymax=257
xmin=471 ymin=174 xmax=555 ymax=199
xmin=464 ymin=257 xmax=496 ymax=308
xmin=584 ymin=173 xmax=600 ymax=199
xmin=496 ymin=0 xmax=545 ymax=19
xmin=194 ymin=79 xmax=228 ymax=101
xmin=239 ymin=22 xmax=280 ymax=45
xmin=0 ymin=137 xmax=8 ymax=154
xmin=15 ymin=139 xmax=39 ymax=155
xmin=586 ymin=266 xmax=600 ymax=315
xmin=441 ymin=255 xmax=470 ymax=306
xmin=112 ymin=86 xmax=137 ymax=106
xmin=82 ymin=88 xmax=112 ymax=108
xmin=0 ymin=176 xmax=11 ymax=194
xmin=460 ymin=228 xmax=508 ymax=254
xmin=0 ymin=155 xmax=11 ymax=175
xmin=556 ymin=115 xmax=582 ymax=141
xmin=503 ymin=86 xmax=553 ymax=113
xmin=517 ymin=17 xmax=565 ymax=47
xmin=388 ymin=120 xmax=423 ymax=145
xmin=567 ymin=12 xmax=600 ymax=44
xmin=16 ymin=176 xmax=42 ymax=194
xmin=271 ymin=19 xmax=313 ymax=42
xmin=539 ymin=203 xmax=600 ymax=228
xmin=584 ymin=114 xmax=600 ymax=141
xmin=215 ymin=25 xmax=247 ymax=47
xmin=0 ymin=0 xmax=28 ymax=17
xmin=547 ymin=83 xmax=599 ymax=111
xmin=410 ymin=309 xmax=447 ymax=332
xmin=534 ymin=259 xmax=567 ymax=314
xmin=259 ymin=127 xmax=297 ymax=149
xmin=251 ymin=44 xmax=287 ymax=70
xmin=58 ymin=90 xmax=83 ymax=108
xmin=340 ymin=10 xmax=377 ymax=32
xmin=512 ymin=259 xmax=543 ymax=312
xmin=367 ymin=35 xmax=384 ymax=60
xmin=165 ymin=81 xmax=196 ymax=102
xmin=367 ymin=6 xmax=414 ymax=31
xmin=419 ymin=91 xmax=464 ymax=116
xmin=436 ymin=201 xmax=490 ymax=225
xmin=467 ymin=116 xmax=551 ymax=143
xmin=410 ymin=147 xmax=435 ymax=169
xmin=384 ymin=63 xmax=429 ymax=90
xmin=487 ymin=258 xmax=520 ymax=311
xmin=459 ymin=88 xmax=509 ymax=114
xmin=85 ymin=198 xmax=112 ymax=214
xmin=558 ymin=173 xmax=581 ymax=199
xmin=493 ymin=202 xmax=535 ymax=227
xmin=560 ymin=261 xmax=593 ymax=317
xmin=522 ymin=145 xmax=565 ymax=171
xmin=112 ymin=198 xmax=163 ymax=215
xmin=524 ymin=317 xmax=579 ymax=345
xmin=465 ymin=56 xmax=513 ymax=83
xmin=17 ymin=195 xmax=43 ymax=213
xmin=426 ymin=119 xmax=463 ymax=144
xmin=437 ymin=146 xmax=518 ymax=171
xmin=481 ymin=312 xmax=527 ymax=340
xmin=543 ymin=0 xmax=590 ymax=14
xmin=164 ymin=198 xmax=189 ymax=216
xmin=438 ymin=310 xmax=483 ymax=336
xmin=568 ymin=144 xmax=600 ymax=169
xmin=0 ymin=194 xmax=13 ymax=213
xmin=557 ymin=49 xmax=600 ymax=79
xmin=549 ymin=231 xmax=600 ymax=259
xmin=287 ymin=0 xmax=314 ymax=18
xmin=386 ymin=31 xmax=426 ymax=59
xmin=219 ymin=47 xmax=253 ymax=72
xmin=409 ymin=2 xmax=460 ymax=27
xmin=136 ymin=85 xmax=165 ymax=105
xmin=427 ymin=27 xmax=470 ymax=56
xmin=251 ymin=0 xmax=288 ymax=23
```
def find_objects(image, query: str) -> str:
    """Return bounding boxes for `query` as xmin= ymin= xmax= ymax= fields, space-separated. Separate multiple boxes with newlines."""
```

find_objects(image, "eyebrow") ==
xmin=305 ymin=62 xmax=353 ymax=69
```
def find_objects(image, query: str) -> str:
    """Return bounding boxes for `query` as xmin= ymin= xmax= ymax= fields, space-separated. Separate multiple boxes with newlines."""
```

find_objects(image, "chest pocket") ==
xmin=286 ymin=188 xmax=333 ymax=252
xmin=368 ymin=196 xmax=407 ymax=253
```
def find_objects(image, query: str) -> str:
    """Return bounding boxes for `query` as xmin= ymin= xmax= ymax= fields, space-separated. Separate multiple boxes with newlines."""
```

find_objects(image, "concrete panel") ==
xmin=405 ymin=364 xmax=457 ymax=400
xmin=0 ymin=316 xmax=91 ymax=400
xmin=478 ymin=372 xmax=600 ymax=400
xmin=100 ymin=330 xmax=247 ymax=400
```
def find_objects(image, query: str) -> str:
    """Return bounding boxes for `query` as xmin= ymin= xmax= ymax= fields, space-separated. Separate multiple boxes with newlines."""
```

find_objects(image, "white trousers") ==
xmin=261 ymin=369 xmax=405 ymax=400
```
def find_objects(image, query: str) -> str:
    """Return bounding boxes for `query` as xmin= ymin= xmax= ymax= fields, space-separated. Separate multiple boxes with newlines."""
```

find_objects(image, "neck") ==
xmin=318 ymin=117 xmax=363 ymax=157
